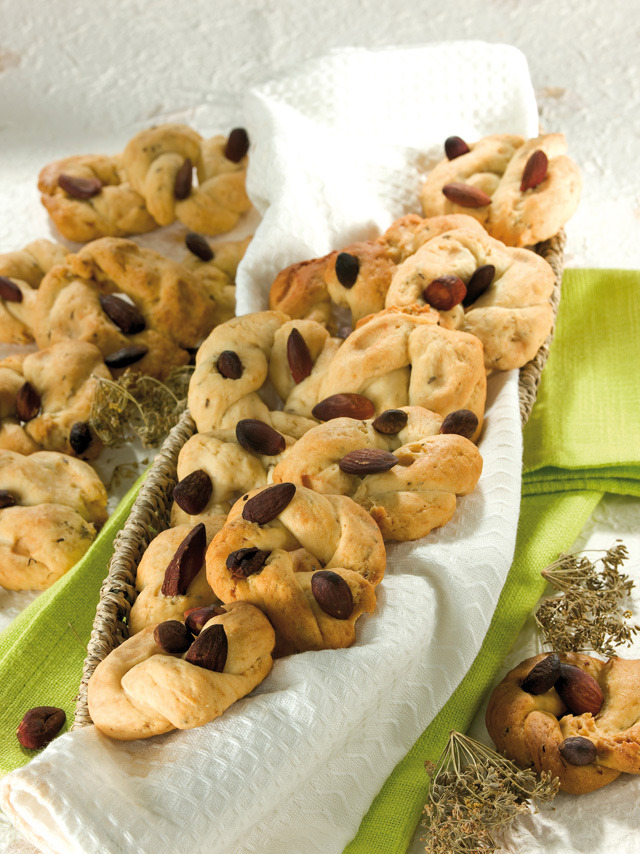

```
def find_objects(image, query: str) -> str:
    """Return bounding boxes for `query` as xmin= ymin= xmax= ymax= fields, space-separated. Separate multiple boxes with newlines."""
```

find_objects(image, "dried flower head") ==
xmin=421 ymin=730 xmax=559 ymax=853
xmin=90 ymin=366 xmax=192 ymax=448
xmin=535 ymin=541 xmax=638 ymax=656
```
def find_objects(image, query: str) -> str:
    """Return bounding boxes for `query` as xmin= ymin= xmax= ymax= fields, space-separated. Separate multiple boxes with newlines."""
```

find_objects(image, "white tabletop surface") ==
xmin=1 ymin=1 xmax=639 ymax=852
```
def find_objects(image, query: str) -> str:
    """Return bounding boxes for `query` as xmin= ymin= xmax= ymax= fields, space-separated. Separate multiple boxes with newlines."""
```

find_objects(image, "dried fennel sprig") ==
xmin=90 ymin=366 xmax=193 ymax=448
xmin=535 ymin=540 xmax=639 ymax=656
xmin=421 ymin=730 xmax=559 ymax=853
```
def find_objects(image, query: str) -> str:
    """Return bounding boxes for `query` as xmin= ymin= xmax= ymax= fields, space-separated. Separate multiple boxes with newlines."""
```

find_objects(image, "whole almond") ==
xmin=16 ymin=382 xmax=40 ymax=422
xmin=440 ymin=409 xmax=479 ymax=441
xmin=154 ymin=620 xmax=193 ymax=654
xmin=104 ymin=344 xmax=148 ymax=369
xmin=339 ymin=448 xmax=399 ymax=475
xmin=521 ymin=653 xmax=561 ymax=695
xmin=444 ymin=136 xmax=471 ymax=160
xmin=312 ymin=393 xmax=375 ymax=422
xmin=185 ymin=624 xmax=228 ymax=672
xmin=463 ymin=264 xmax=495 ymax=306
xmin=185 ymin=231 xmax=214 ymax=261
xmin=242 ymin=482 xmax=296 ymax=525
xmin=174 ymin=157 xmax=193 ymax=200
xmin=16 ymin=706 xmax=66 ymax=750
xmin=0 ymin=276 xmax=23 ymax=303
xmin=521 ymin=150 xmax=548 ymax=192
xmin=226 ymin=547 xmax=270 ymax=578
xmin=555 ymin=663 xmax=604 ymax=716
xmin=236 ymin=419 xmax=286 ymax=456
xmin=311 ymin=570 xmax=354 ymax=619
xmin=69 ymin=421 xmax=92 ymax=455
xmin=224 ymin=128 xmax=250 ymax=162
xmin=0 ymin=489 xmax=16 ymax=508
xmin=559 ymin=736 xmax=597 ymax=766
xmin=442 ymin=182 xmax=492 ymax=208
xmin=173 ymin=469 xmax=212 ymax=515
xmin=217 ymin=350 xmax=243 ymax=379
xmin=423 ymin=275 xmax=467 ymax=311
xmin=184 ymin=604 xmax=226 ymax=635
xmin=58 ymin=173 xmax=102 ymax=199
xmin=287 ymin=327 xmax=313 ymax=384
xmin=99 ymin=294 xmax=146 ymax=334
xmin=161 ymin=523 xmax=207 ymax=597
xmin=335 ymin=252 xmax=360 ymax=289
xmin=372 ymin=409 xmax=408 ymax=434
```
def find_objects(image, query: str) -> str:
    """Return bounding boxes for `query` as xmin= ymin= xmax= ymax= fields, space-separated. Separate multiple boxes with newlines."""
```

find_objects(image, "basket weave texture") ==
xmin=73 ymin=230 xmax=566 ymax=728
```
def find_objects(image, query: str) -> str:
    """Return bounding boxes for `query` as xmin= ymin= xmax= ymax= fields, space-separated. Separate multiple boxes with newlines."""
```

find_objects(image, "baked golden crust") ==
xmin=421 ymin=133 xmax=582 ymax=247
xmin=88 ymin=601 xmax=275 ymax=740
xmin=0 ymin=239 xmax=69 ymax=345
xmin=284 ymin=305 xmax=486 ymax=440
xmin=128 ymin=522 xmax=224 ymax=635
xmin=0 ymin=503 xmax=97 ymax=591
xmin=206 ymin=485 xmax=385 ymax=656
xmin=486 ymin=652 xmax=640 ymax=795
xmin=272 ymin=406 xmax=482 ymax=541
xmin=386 ymin=218 xmax=555 ymax=371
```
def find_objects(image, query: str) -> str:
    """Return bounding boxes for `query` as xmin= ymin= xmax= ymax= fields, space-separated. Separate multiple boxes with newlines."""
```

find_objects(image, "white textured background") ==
xmin=1 ymin=2 xmax=639 ymax=853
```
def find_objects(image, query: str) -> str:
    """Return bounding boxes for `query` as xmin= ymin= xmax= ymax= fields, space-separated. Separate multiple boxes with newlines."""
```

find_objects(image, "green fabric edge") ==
xmin=0 ymin=470 xmax=147 ymax=774
xmin=344 ymin=490 xmax=602 ymax=854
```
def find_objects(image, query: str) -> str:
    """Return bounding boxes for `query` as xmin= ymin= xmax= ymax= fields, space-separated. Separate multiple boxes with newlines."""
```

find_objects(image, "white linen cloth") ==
xmin=1 ymin=43 xmax=538 ymax=853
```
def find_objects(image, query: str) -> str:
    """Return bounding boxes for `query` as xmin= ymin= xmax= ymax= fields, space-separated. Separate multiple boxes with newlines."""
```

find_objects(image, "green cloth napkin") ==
xmin=346 ymin=269 xmax=640 ymax=853
xmin=0 ymin=471 xmax=147 ymax=774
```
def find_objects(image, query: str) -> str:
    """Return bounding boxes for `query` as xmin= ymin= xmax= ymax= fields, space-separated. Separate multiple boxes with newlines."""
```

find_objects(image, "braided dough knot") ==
xmin=206 ymin=484 xmax=386 ymax=655
xmin=386 ymin=218 xmax=556 ymax=370
xmin=486 ymin=653 xmax=640 ymax=795
xmin=87 ymin=601 xmax=275 ymax=740
xmin=421 ymin=133 xmax=582 ymax=247
xmin=123 ymin=124 xmax=251 ymax=233
xmin=272 ymin=406 xmax=482 ymax=541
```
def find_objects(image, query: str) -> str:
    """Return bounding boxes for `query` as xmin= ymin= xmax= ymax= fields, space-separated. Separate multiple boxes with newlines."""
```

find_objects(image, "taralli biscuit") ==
xmin=187 ymin=311 xmax=327 ymax=438
xmin=283 ymin=305 xmax=486 ymax=441
xmin=0 ymin=239 xmax=69 ymax=344
xmin=0 ymin=503 xmax=97 ymax=591
xmin=128 ymin=522 xmax=223 ymax=635
xmin=385 ymin=217 xmax=556 ymax=371
xmin=486 ymin=652 xmax=640 ymax=795
xmin=33 ymin=238 xmax=223 ymax=380
xmin=269 ymin=214 xmax=481 ymax=329
xmin=169 ymin=424 xmax=295 ymax=528
xmin=272 ymin=406 xmax=482 ymax=541
xmin=0 ymin=341 xmax=110 ymax=458
xmin=87 ymin=601 xmax=275 ymax=740
xmin=182 ymin=234 xmax=252 ymax=326
xmin=420 ymin=133 xmax=582 ymax=247
xmin=0 ymin=449 xmax=107 ymax=527
xmin=206 ymin=483 xmax=385 ymax=656
xmin=38 ymin=125 xmax=251 ymax=242
xmin=38 ymin=153 xmax=158 ymax=243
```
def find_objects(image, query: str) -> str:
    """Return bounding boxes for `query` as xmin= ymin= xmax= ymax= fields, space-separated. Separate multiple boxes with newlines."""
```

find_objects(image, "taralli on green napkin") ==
xmin=346 ymin=268 xmax=640 ymax=852
xmin=0 ymin=473 xmax=146 ymax=774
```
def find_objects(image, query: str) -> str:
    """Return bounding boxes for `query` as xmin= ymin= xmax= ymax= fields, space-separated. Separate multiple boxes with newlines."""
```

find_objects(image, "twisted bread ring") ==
xmin=87 ymin=601 xmax=275 ymax=740
xmin=206 ymin=484 xmax=385 ymax=656
xmin=272 ymin=406 xmax=482 ymax=541
xmin=128 ymin=522 xmax=223 ymax=635
xmin=421 ymin=133 xmax=581 ymax=247
xmin=386 ymin=219 xmax=555 ymax=371
xmin=38 ymin=153 xmax=157 ymax=242
xmin=486 ymin=652 xmax=640 ymax=795
xmin=123 ymin=124 xmax=251 ymax=234
xmin=283 ymin=305 xmax=485 ymax=441
xmin=187 ymin=311 xmax=326 ymax=437
xmin=0 ymin=239 xmax=68 ymax=345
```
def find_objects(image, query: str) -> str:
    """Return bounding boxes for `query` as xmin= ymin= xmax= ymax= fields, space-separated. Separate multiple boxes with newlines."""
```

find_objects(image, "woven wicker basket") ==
xmin=73 ymin=230 xmax=566 ymax=728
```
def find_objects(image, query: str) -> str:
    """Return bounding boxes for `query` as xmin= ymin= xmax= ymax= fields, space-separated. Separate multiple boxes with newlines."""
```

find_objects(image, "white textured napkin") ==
xmin=1 ymin=43 xmax=538 ymax=854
